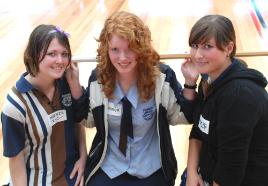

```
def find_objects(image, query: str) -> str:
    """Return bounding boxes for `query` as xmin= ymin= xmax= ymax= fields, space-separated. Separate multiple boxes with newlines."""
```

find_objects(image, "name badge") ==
xmin=108 ymin=102 xmax=122 ymax=116
xmin=48 ymin=110 xmax=67 ymax=127
xmin=198 ymin=115 xmax=210 ymax=134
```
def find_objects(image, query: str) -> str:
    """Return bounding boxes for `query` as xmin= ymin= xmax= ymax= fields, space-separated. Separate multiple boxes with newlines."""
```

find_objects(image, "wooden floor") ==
xmin=1 ymin=0 xmax=268 ymax=185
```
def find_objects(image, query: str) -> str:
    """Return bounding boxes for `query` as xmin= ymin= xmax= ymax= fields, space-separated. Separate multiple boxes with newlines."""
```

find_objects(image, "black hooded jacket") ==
xmin=190 ymin=59 xmax=268 ymax=186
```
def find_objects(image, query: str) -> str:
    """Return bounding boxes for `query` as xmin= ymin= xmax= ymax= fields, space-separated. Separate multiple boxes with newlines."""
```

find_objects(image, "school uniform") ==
xmin=73 ymin=63 xmax=195 ymax=186
xmin=1 ymin=73 xmax=79 ymax=186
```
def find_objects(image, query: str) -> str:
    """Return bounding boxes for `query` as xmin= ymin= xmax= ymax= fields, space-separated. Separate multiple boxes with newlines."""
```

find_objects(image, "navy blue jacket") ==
xmin=74 ymin=63 xmax=195 ymax=186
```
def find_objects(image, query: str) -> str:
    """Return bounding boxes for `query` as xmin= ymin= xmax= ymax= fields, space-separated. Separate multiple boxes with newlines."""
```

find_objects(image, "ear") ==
xmin=226 ymin=41 xmax=234 ymax=56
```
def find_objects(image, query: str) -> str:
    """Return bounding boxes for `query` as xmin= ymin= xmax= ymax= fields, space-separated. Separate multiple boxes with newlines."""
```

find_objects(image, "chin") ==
xmin=117 ymin=69 xmax=131 ymax=74
xmin=196 ymin=67 xmax=209 ymax=75
xmin=52 ymin=73 xmax=64 ymax=79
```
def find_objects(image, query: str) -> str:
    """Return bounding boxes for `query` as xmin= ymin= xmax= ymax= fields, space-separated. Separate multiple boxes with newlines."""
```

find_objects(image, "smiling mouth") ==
xmin=53 ymin=66 xmax=65 ymax=71
xmin=118 ymin=62 xmax=131 ymax=66
xmin=196 ymin=61 xmax=207 ymax=66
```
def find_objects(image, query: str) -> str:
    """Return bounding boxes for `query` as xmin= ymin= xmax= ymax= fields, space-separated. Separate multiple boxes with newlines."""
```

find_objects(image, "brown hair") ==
xmin=24 ymin=24 xmax=71 ymax=76
xmin=189 ymin=15 xmax=236 ymax=58
xmin=96 ymin=11 xmax=160 ymax=101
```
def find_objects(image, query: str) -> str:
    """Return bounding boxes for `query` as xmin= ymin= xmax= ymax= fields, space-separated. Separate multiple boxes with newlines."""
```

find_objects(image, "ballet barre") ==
xmin=72 ymin=51 xmax=268 ymax=62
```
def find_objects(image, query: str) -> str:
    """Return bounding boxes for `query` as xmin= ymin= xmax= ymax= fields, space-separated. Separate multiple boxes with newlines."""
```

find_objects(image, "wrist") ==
xmin=184 ymin=83 xmax=197 ymax=89
xmin=68 ymin=79 xmax=80 ymax=88
xmin=80 ymin=154 xmax=87 ymax=161
xmin=184 ymin=78 xmax=197 ymax=85
xmin=187 ymin=168 xmax=199 ymax=176
xmin=70 ymin=86 xmax=83 ymax=99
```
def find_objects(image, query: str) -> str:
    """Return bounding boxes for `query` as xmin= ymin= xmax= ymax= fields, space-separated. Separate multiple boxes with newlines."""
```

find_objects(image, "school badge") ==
xmin=143 ymin=106 xmax=154 ymax=121
xmin=62 ymin=93 xmax=72 ymax=107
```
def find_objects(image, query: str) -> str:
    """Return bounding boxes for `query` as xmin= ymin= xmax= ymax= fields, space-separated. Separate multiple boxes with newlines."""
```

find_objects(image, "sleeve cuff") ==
xmin=72 ymin=87 xmax=89 ymax=122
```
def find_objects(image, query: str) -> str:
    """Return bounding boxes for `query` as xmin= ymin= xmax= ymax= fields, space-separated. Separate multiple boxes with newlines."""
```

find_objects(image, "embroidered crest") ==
xmin=143 ymin=106 xmax=154 ymax=121
xmin=62 ymin=93 xmax=72 ymax=107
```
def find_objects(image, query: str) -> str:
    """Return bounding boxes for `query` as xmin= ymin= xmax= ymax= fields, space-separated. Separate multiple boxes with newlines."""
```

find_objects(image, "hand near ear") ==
xmin=181 ymin=58 xmax=199 ymax=85
xmin=65 ymin=61 xmax=83 ymax=99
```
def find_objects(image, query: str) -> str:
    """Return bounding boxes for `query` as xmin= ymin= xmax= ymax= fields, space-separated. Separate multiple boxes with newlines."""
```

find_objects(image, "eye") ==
xmin=110 ymin=47 xmax=118 ymax=52
xmin=62 ymin=52 xmax=69 ymax=57
xmin=47 ymin=52 xmax=56 ymax=57
xmin=190 ymin=44 xmax=198 ymax=49
xmin=204 ymin=44 xmax=213 ymax=49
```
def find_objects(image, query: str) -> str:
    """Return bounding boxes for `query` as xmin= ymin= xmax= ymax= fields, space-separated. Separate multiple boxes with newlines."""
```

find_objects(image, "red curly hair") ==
xmin=96 ymin=11 xmax=161 ymax=101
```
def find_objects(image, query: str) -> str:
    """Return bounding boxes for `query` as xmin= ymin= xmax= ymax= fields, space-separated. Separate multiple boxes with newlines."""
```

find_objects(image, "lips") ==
xmin=118 ymin=61 xmax=131 ymax=67
xmin=52 ymin=65 xmax=65 ymax=72
xmin=195 ymin=61 xmax=208 ymax=66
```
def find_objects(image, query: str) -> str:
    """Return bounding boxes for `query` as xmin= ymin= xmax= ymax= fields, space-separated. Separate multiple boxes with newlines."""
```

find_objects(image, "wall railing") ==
xmin=72 ymin=51 xmax=268 ymax=62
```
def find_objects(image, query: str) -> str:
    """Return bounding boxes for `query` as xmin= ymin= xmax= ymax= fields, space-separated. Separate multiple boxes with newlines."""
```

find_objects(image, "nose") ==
xmin=56 ymin=54 xmax=63 ymax=63
xmin=119 ymin=51 xmax=127 ymax=61
xmin=194 ymin=48 xmax=204 ymax=59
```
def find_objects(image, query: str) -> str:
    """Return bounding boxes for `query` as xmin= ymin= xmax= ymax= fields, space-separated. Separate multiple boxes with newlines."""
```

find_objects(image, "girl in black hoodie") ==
xmin=185 ymin=15 xmax=268 ymax=186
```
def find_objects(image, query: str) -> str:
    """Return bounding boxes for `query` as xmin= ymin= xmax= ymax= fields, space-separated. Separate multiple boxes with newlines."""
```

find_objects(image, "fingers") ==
xmin=79 ymin=176 xmax=84 ymax=186
xmin=74 ymin=168 xmax=84 ymax=186
xmin=69 ymin=61 xmax=78 ymax=69
xmin=198 ymin=176 xmax=205 ymax=186
xmin=74 ymin=179 xmax=79 ymax=186
xmin=185 ymin=58 xmax=193 ymax=64
xmin=76 ymin=170 xmax=82 ymax=186
xmin=71 ymin=160 xmax=85 ymax=186
xmin=70 ymin=163 xmax=79 ymax=179
xmin=182 ymin=58 xmax=192 ymax=67
xmin=72 ymin=61 xmax=78 ymax=68
xmin=74 ymin=177 xmax=79 ymax=186
xmin=181 ymin=58 xmax=191 ymax=72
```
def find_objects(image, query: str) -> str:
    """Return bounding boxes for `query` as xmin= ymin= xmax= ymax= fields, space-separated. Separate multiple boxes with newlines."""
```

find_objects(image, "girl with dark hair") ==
xmin=1 ymin=24 xmax=86 ymax=186
xmin=184 ymin=15 xmax=268 ymax=186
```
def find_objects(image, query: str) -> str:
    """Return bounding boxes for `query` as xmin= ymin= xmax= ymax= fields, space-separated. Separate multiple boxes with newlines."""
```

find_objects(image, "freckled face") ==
xmin=108 ymin=34 xmax=138 ymax=78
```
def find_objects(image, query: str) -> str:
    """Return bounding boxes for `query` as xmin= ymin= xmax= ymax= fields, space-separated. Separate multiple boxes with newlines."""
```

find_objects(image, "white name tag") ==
xmin=108 ymin=102 xmax=122 ymax=116
xmin=48 ymin=110 xmax=67 ymax=127
xmin=198 ymin=115 xmax=210 ymax=134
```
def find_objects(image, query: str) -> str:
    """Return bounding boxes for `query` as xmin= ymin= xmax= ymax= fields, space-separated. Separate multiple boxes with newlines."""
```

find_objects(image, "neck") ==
xmin=209 ymin=58 xmax=232 ymax=82
xmin=26 ymin=74 xmax=55 ymax=101
xmin=117 ymin=74 xmax=136 ymax=95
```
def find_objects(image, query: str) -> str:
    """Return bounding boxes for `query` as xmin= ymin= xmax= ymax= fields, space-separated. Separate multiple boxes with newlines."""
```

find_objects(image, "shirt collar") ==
xmin=16 ymin=72 xmax=35 ymax=93
xmin=114 ymin=81 xmax=138 ymax=109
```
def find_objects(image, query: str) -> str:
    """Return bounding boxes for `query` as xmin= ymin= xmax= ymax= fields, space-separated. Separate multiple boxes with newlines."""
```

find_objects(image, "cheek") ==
xmin=204 ymin=52 xmax=216 ymax=60
xmin=190 ymin=50 xmax=194 ymax=56
xmin=207 ymin=52 xmax=226 ymax=63
xmin=64 ymin=58 xmax=70 ymax=65
xmin=129 ymin=53 xmax=137 ymax=61
xmin=38 ymin=62 xmax=48 ymax=72
xmin=127 ymin=50 xmax=137 ymax=62
xmin=65 ymin=60 xmax=71 ymax=67
xmin=108 ymin=54 xmax=117 ymax=65
xmin=108 ymin=51 xmax=117 ymax=61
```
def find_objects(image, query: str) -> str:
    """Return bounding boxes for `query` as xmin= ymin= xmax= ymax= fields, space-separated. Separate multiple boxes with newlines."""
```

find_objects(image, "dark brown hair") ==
xmin=24 ymin=24 xmax=71 ymax=76
xmin=189 ymin=15 xmax=236 ymax=58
